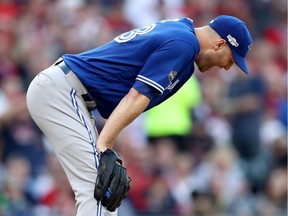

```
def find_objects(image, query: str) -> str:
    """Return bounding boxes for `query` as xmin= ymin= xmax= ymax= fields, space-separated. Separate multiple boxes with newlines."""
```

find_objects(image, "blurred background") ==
xmin=0 ymin=0 xmax=287 ymax=215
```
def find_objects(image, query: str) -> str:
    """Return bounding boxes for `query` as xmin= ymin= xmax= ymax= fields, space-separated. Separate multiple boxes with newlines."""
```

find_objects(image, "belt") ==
xmin=55 ymin=59 xmax=97 ymax=111
xmin=57 ymin=60 xmax=71 ymax=75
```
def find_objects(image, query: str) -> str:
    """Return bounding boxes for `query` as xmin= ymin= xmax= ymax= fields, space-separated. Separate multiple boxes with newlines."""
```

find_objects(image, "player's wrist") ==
xmin=97 ymin=145 xmax=109 ymax=154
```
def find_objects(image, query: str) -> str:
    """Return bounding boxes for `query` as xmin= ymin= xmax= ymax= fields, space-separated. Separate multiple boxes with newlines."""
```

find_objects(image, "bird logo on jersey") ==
xmin=168 ymin=70 xmax=177 ymax=82
xmin=166 ymin=70 xmax=179 ymax=90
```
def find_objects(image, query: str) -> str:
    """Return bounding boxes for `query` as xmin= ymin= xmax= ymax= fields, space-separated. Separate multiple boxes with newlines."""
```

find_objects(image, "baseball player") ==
xmin=26 ymin=15 xmax=252 ymax=216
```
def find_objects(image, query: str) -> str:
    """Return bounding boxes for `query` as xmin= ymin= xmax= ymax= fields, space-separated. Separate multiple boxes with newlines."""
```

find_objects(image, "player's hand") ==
xmin=94 ymin=148 xmax=131 ymax=212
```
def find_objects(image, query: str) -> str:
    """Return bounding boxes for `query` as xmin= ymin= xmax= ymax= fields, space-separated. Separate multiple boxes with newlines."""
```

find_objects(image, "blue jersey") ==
xmin=62 ymin=17 xmax=200 ymax=119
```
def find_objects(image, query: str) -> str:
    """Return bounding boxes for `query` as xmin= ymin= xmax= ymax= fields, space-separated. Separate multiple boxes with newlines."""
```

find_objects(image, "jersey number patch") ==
xmin=114 ymin=23 xmax=156 ymax=43
xmin=114 ymin=18 xmax=181 ymax=43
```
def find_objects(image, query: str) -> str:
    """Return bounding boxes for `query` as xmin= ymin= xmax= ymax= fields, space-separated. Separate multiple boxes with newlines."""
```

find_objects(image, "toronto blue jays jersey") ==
xmin=62 ymin=17 xmax=200 ymax=119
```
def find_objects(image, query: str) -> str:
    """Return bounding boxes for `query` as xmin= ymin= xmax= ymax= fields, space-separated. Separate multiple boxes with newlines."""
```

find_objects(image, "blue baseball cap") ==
xmin=209 ymin=15 xmax=252 ymax=74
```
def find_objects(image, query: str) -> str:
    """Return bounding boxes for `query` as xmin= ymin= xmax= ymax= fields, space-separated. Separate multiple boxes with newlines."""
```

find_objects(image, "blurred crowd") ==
xmin=0 ymin=0 xmax=287 ymax=215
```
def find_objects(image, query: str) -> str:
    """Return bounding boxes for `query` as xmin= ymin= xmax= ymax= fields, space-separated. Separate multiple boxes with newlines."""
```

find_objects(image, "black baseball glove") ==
xmin=94 ymin=148 xmax=131 ymax=212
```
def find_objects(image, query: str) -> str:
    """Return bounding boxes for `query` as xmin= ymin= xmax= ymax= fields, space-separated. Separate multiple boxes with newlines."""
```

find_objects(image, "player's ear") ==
xmin=214 ymin=39 xmax=226 ymax=51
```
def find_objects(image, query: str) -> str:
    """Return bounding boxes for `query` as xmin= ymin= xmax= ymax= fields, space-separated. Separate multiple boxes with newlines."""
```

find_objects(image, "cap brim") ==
xmin=232 ymin=51 xmax=249 ymax=74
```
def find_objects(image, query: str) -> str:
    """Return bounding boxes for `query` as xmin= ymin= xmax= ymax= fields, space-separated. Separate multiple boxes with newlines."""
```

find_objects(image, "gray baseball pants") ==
xmin=26 ymin=63 xmax=117 ymax=216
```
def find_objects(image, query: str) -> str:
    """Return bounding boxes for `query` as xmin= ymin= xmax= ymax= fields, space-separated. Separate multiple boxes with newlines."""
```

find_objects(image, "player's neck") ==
xmin=195 ymin=26 xmax=213 ymax=49
xmin=195 ymin=27 xmax=209 ymax=63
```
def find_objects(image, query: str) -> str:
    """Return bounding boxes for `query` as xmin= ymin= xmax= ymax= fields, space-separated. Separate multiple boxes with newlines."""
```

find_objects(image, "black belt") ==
xmin=55 ymin=59 xmax=97 ymax=111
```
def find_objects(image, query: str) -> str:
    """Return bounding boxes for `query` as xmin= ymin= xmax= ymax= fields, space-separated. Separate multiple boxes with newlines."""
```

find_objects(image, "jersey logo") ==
xmin=168 ymin=70 xmax=177 ymax=82
xmin=166 ymin=71 xmax=179 ymax=90
xmin=227 ymin=34 xmax=239 ymax=47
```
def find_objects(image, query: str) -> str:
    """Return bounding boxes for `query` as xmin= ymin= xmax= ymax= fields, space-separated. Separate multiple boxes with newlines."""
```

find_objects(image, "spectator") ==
xmin=0 ymin=74 xmax=45 ymax=176
xmin=145 ymin=76 xmax=202 ymax=151
xmin=257 ymin=167 xmax=287 ymax=216
xmin=0 ymin=154 xmax=35 ymax=216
